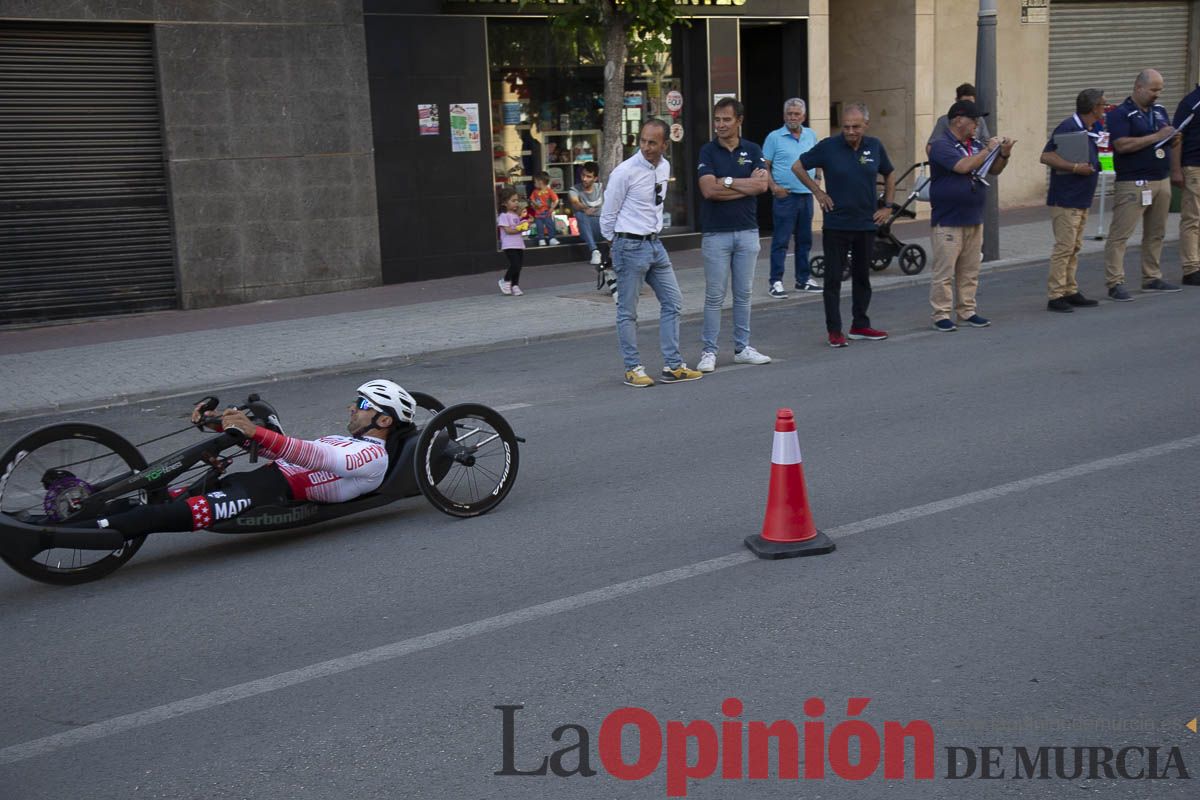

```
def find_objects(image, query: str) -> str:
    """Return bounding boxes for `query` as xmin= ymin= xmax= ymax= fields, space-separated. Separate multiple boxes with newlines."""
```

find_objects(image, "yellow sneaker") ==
xmin=623 ymin=365 xmax=654 ymax=388
xmin=660 ymin=363 xmax=702 ymax=383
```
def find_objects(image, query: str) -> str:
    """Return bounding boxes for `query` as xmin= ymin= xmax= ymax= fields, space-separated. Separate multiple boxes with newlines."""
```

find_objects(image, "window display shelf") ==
xmin=541 ymin=129 xmax=600 ymax=190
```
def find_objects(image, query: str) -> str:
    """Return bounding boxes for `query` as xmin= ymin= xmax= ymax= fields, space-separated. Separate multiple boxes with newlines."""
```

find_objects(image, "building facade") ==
xmin=1 ymin=0 xmax=1196 ymax=322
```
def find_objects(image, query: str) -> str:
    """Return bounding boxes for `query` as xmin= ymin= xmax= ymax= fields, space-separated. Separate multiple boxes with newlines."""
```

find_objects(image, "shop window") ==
xmin=489 ymin=18 xmax=689 ymax=248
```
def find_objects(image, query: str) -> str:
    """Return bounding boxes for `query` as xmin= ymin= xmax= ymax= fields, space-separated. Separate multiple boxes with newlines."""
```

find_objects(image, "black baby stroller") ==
xmin=810 ymin=161 xmax=929 ymax=280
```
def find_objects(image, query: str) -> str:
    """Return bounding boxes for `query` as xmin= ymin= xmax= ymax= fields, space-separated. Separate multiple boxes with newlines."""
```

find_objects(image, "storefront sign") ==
xmin=449 ymin=102 xmax=481 ymax=152
xmin=418 ymin=103 xmax=440 ymax=136
xmin=669 ymin=123 xmax=684 ymax=142
xmin=1020 ymin=0 xmax=1048 ymax=24
xmin=666 ymin=90 xmax=684 ymax=114
xmin=502 ymin=101 xmax=522 ymax=125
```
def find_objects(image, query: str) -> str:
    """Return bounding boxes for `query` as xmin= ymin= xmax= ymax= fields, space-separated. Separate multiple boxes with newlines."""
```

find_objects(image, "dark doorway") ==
xmin=738 ymin=20 xmax=807 ymax=233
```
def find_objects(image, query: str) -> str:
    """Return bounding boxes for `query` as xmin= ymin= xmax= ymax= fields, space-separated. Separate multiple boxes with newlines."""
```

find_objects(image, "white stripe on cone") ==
xmin=771 ymin=429 xmax=803 ymax=465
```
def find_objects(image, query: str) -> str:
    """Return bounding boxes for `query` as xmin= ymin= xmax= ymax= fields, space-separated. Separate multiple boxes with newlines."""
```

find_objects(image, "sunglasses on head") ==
xmin=354 ymin=397 xmax=377 ymax=411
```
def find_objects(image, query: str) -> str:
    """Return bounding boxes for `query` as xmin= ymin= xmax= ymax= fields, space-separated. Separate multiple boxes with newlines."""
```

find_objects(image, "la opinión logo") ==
xmin=495 ymin=697 xmax=935 ymax=797
xmin=494 ymin=699 xmax=1192 ymax=796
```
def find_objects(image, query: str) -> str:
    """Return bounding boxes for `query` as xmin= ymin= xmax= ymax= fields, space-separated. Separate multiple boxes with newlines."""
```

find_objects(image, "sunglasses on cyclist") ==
xmin=354 ymin=397 xmax=378 ymax=412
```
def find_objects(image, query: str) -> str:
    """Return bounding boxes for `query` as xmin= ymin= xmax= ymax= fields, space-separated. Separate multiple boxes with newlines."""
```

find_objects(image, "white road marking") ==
xmin=3 ymin=432 xmax=1197 ymax=765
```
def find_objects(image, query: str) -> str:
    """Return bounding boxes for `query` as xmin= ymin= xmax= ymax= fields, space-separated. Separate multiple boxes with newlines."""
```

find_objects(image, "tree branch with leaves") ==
xmin=518 ymin=0 xmax=680 ymax=178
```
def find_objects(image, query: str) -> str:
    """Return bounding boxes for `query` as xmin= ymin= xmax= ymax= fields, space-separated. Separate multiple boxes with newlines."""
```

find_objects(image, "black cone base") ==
xmin=744 ymin=529 xmax=835 ymax=560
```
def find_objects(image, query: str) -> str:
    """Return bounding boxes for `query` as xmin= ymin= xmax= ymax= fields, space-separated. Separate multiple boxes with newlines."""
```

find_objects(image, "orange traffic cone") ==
xmin=744 ymin=408 xmax=835 ymax=559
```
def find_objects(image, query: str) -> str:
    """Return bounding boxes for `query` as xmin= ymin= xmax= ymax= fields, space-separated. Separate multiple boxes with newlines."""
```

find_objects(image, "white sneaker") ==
xmin=511 ymin=285 xmax=524 ymax=296
xmin=590 ymin=249 xmax=602 ymax=266
xmin=538 ymin=239 xmax=547 ymax=246
xmin=549 ymin=237 xmax=560 ymax=245
xmin=697 ymin=351 xmax=717 ymax=373
xmin=733 ymin=345 xmax=771 ymax=365
xmin=768 ymin=280 xmax=788 ymax=299
xmin=498 ymin=279 xmax=512 ymax=295
xmin=802 ymin=279 xmax=823 ymax=293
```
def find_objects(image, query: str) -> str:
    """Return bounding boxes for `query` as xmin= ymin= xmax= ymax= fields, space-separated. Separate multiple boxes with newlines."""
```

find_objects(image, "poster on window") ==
xmin=418 ymin=104 xmax=439 ymax=136
xmin=449 ymin=103 xmax=481 ymax=152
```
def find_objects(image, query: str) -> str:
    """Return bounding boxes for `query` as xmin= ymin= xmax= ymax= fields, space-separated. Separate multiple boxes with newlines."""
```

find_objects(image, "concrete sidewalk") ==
xmin=0 ymin=205 xmax=1183 ymax=421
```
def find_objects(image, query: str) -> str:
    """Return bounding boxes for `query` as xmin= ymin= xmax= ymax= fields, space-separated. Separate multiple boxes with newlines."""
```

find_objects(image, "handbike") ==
xmin=0 ymin=392 xmax=522 ymax=585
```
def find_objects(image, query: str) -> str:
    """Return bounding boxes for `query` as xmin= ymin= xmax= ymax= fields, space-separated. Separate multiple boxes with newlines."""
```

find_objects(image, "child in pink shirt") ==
xmin=496 ymin=187 xmax=528 ymax=295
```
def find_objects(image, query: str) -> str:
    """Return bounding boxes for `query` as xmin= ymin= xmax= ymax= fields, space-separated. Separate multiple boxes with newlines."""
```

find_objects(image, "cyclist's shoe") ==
xmin=660 ymin=363 xmax=703 ymax=383
xmin=624 ymin=366 xmax=654 ymax=388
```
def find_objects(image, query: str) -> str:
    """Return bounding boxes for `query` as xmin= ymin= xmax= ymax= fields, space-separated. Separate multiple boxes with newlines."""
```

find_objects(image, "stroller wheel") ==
xmin=899 ymin=243 xmax=927 ymax=275
xmin=809 ymin=255 xmax=825 ymax=278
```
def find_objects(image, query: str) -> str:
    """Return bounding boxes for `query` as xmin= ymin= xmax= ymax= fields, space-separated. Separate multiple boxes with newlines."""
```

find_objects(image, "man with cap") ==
xmin=926 ymin=82 xmax=991 ymax=157
xmin=927 ymin=99 xmax=1015 ymax=331
xmin=1103 ymin=69 xmax=1181 ymax=301
xmin=1040 ymin=88 xmax=1106 ymax=313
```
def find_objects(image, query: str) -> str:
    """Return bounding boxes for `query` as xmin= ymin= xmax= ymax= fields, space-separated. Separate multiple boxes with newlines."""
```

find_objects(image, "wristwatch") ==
xmin=723 ymin=176 xmax=734 ymax=188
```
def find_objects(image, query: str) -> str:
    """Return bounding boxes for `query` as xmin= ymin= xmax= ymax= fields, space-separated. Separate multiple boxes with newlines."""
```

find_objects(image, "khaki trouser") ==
xmin=930 ymin=224 xmax=983 ymax=321
xmin=1103 ymin=177 xmax=1170 ymax=288
xmin=1181 ymin=165 xmax=1200 ymax=275
xmin=1047 ymin=206 xmax=1089 ymax=299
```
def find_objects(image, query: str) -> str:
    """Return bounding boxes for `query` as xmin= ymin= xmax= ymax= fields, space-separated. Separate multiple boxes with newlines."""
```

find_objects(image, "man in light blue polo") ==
xmin=762 ymin=98 xmax=822 ymax=298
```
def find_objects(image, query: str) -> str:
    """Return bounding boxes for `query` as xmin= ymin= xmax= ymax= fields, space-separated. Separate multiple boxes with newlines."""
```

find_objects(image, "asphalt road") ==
xmin=1 ymin=253 xmax=1198 ymax=799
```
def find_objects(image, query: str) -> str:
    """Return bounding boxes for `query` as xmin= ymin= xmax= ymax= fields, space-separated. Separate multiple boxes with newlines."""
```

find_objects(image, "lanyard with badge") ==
xmin=1137 ymin=106 xmax=1164 ymax=207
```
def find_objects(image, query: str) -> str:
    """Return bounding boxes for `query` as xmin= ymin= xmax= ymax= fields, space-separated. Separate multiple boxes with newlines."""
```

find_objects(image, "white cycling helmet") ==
xmin=356 ymin=379 xmax=416 ymax=424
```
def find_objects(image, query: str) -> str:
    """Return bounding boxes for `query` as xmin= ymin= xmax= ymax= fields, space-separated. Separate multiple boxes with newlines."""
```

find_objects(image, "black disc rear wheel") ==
xmin=415 ymin=404 xmax=520 ymax=518
xmin=0 ymin=423 xmax=156 ymax=585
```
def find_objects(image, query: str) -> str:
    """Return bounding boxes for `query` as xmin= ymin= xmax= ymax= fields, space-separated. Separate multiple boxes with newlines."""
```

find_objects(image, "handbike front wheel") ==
xmin=414 ymin=404 xmax=520 ymax=518
xmin=0 ymin=423 xmax=155 ymax=585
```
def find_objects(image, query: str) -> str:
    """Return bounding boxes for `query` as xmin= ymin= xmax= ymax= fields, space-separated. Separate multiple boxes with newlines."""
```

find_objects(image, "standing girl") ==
xmin=497 ymin=187 xmax=528 ymax=296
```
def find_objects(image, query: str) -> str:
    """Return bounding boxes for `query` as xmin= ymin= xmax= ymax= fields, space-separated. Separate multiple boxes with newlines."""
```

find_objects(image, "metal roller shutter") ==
xmin=1048 ymin=0 xmax=1190 ymax=134
xmin=0 ymin=22 xmax=177 ymax=325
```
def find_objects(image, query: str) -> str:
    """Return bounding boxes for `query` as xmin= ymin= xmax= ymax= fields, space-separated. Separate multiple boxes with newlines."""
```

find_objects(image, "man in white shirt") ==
xmin=600 ymin=119 xmax=702 ymax=388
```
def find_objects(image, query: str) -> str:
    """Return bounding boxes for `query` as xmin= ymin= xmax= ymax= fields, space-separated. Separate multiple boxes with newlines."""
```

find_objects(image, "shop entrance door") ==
xmin=739 ymin=20 xmax=808 ymax=234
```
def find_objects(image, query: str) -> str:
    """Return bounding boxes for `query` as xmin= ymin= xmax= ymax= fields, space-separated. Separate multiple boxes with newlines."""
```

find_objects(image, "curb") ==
xmin=0 ymin=242 xmax=1173 ymax=423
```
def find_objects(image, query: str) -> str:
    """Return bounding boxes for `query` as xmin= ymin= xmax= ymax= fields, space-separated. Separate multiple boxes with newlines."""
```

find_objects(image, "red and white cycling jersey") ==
xmin=251 ymin=428 xmax=389 ymax=503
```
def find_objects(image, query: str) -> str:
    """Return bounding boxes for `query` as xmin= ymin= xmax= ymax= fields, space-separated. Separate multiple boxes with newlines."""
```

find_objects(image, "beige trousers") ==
xmin=1047 ymin=206 xmax=1089 ymax=299
xmin=930 ymin=224 xmax=983 ymax=321
xmin=1103 ymin=178 xmax=1170 ymax=288
xmin=1181 ymin=165 xmax=1200 ymax=275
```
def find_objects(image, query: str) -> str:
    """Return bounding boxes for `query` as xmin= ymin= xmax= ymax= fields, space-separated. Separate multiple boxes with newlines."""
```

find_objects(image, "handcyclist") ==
xmin=86 ymin=379 xmax=416 ymax=535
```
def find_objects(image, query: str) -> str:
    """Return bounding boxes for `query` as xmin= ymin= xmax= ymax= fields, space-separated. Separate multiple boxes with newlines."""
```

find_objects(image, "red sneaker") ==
xmin=828 ymin=331 xmax=848 ymax=348
xmin=848 ymin=326 xmax=888 ymax=340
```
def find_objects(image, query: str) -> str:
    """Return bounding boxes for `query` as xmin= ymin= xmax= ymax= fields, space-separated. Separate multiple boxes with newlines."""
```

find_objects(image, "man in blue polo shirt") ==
xmin=762 ymin=98 xmax=822 ymax=298
xmin=695 ymin=97 xmax=772 ymax=373
xmin=1172 ymin=81 xmax=1200 ymax=286
xmin=927 ymin=100 xmax=1015 ymax=331
xmin=1040 ymin=88 xmax=1105 ymax=313
xmin=1103 ymin=69 xmax=1181 ymax=300
xmin=793 ymin=102 xmax=895 ymax=347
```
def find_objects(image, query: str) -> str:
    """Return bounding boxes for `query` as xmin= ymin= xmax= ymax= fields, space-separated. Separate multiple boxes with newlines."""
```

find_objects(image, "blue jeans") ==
xmin=611 ymin=236 xmax=683 ymax=370
xmin=534 ymin=214 xmax=554 ymax=240
xmin=701 ymin=229 xmax=760 ymax=354
xmin=769 ymin=193 xmax=814 ymax=286
xmin=576 ymin=213 xmax=601 ymax=252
